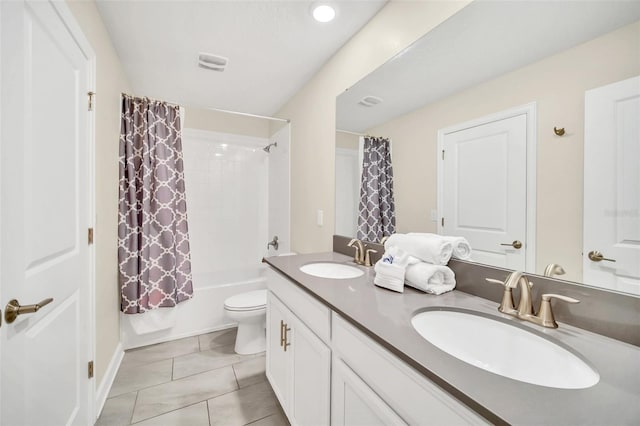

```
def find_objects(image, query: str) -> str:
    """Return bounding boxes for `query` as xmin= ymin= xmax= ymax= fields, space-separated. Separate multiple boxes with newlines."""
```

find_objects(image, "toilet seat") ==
xmin=224 ymin=289 xmax=267 ymax=311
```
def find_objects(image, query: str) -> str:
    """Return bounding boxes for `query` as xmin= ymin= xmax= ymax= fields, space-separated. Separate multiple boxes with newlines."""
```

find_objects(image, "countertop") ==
xmin=264 ymin=252 xmax=640 ymax=426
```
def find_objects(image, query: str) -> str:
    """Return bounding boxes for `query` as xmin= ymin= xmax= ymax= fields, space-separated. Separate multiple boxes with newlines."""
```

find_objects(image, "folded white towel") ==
xmin=405 ymin=263 xmax=456 ymax=295
xmin=408 ymin=233 xmax=472 ymax=260
xmin=373 ymin=247 xmax=410 ymax=293
xmin=374 ymin=261 xmax=405 ymax=293
xmin=384 ymin=234 xmax=453 ymax=265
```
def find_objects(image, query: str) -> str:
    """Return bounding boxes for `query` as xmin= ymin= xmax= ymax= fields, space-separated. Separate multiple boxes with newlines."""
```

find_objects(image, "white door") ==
xmin=267 ymin=124 xmax=290 ymax=256
xmin=584 ymin=76 xmax=640 ymax=294
xmin=265 ymin=292 xmax=289 ymax=412
xmin=439 ymin=105 xmax=535 ymax=271
xmin=1 ymin=1 xmax=93 ymax=425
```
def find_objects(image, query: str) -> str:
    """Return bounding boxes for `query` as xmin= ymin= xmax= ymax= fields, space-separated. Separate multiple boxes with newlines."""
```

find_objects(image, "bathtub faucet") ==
xmin=267 ymin=236 xmax=279 ymax=250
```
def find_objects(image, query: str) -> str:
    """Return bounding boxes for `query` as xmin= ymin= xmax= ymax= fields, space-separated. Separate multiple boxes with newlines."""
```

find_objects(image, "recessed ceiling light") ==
xmin=312 ymin=4 xmax=336 ymax=23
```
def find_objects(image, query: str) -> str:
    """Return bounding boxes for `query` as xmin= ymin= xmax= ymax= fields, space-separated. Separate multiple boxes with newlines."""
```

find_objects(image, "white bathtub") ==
xmin=121 ymin=265 xmax=267 ymax=350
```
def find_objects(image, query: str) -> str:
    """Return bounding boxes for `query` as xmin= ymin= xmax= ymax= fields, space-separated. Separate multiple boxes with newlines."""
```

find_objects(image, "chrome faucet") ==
xmin=486 ymin=271 xmax=579 ymax=328
xmin=348 ymin=238 xmax=365 ymax=265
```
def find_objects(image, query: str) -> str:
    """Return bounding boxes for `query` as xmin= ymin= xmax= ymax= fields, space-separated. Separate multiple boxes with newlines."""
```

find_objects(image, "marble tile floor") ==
xmin=97 ymin=328 xmax=289 ymax=426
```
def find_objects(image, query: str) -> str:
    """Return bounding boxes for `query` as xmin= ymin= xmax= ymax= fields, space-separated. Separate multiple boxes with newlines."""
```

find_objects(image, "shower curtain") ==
xmin=356 ymin=136 xmax=396 ymax=242
xmin=118 ymin=94 xmax=193 ymax=314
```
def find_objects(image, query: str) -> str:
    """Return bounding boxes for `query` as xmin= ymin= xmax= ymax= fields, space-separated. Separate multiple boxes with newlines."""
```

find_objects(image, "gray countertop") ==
xmin=264 ymin=252 xmax=640 ymax=426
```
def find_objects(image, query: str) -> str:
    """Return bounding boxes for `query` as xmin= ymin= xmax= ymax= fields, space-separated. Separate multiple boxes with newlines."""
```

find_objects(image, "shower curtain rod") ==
xmin=336 ymin=129 xmax=381 ymax=138
xmin=203 ymin=106 xmax=290 ymax=123
xmin=121 ymin=93 xmax=290 ymax=123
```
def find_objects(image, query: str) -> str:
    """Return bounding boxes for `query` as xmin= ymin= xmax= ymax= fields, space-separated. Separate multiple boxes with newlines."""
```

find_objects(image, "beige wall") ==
xmin=368 ymin=21 xmax=640 ymax=282
xmin=276 ymin=1 xmax=471 ymax=253
xmin=336 ymin=131 xmax=359 ymax=150
xmin=184 ymin=107 xmax=270 ymax=138
xmin=67 ymin=1 xmax=131 ymax=386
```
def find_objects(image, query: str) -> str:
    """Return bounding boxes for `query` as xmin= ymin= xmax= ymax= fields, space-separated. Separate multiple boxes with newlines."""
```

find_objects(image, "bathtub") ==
xmin=121 ymin=265 xmax=268 ymax=350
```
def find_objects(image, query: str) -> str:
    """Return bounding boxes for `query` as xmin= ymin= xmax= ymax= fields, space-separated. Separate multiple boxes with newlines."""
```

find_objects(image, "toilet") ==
xmin=224 ymin=289 xmax=267 ymax=354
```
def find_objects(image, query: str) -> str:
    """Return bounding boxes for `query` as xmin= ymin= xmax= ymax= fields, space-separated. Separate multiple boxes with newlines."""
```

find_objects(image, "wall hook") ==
xmin=554 ymin=127 xmax=565 ymax=136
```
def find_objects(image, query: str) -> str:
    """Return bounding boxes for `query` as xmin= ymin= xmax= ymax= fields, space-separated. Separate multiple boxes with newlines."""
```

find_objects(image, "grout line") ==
xmin=232 ymin=363 xmax=240 ymax=389
xmin=206 ymin=399 xmax=212 ymax=426
xmin=129 ymin=401 xmax=206 ymax=425
xmin=128 ymin=391 xmax=139 ymax=425
xmin=244 ymin=414 xmax=275 ymax=425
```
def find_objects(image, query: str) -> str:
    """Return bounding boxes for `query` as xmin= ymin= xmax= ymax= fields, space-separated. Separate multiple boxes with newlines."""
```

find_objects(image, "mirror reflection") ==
xmin=335 ymin=1 xmax=640 ymax=294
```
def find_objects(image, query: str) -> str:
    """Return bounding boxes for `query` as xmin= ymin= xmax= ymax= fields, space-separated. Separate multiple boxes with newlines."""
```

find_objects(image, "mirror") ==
xmin=335 ymin=1 xmax=640 ymax=292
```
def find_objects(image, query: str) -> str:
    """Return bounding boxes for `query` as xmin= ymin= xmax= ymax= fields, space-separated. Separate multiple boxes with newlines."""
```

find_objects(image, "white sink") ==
xmin=411 ymin=309 xmax=599 ymax=389
xmin=299 ymin=262 xmax=364 ymax=279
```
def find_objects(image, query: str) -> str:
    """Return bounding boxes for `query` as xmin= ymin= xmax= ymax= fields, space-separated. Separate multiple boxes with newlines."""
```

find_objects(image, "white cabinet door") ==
xmin=266 ymin=292 xmax=290 ymax=411
xmin=584 ymin=76 xmax=640 ymax=294
xmin=332 ymin=358 xmax=406 ymax=426
xmin=439 ymin=105 xmax=535 ymax=271
xmin=290 ymin=314 xmax=331 ymax=426
xmin=1 ymin=1 xmax=93 ymax=425
xmin=266 ymin=291 xmax=331 ymax=426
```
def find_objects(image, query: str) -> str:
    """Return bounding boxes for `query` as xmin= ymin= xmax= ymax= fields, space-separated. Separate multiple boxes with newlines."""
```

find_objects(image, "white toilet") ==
xmin=224 ymin=289 xmax=267 ymax=354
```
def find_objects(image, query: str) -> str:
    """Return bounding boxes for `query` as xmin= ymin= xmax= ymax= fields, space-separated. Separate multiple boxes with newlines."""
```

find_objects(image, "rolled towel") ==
xmin=408 ymin=233 xmax=472 ymax=260
xmin=384 ymin=234 xmax=453 ymax=265
xmin=405 ymin=262 xmax=456 ymax=295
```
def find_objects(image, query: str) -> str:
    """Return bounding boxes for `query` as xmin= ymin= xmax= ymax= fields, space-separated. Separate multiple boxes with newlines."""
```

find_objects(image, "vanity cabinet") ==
xmin=266 ymin=270 xmax=331 ymax=426
xmin=332 ymin=314 xmax=486 ymax=425
xmin=266 ymin=267 xmax=486 ymax=426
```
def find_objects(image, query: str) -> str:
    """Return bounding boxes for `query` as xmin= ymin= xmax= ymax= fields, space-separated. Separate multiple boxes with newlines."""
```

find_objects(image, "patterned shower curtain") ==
xmin=118 ymin=94 xmax=193 ymax=314
xmin=357 ymin=136 xmax=396 ymax=242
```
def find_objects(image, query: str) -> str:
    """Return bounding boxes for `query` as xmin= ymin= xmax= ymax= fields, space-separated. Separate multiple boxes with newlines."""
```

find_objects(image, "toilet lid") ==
xmin=224 ymin=289 xmax=267 ymax=311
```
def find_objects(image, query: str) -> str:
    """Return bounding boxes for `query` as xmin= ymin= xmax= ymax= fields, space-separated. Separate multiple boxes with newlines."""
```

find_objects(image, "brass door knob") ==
xmin=4 ymin=298 xmax=53 ymax=324
xmin=588 ymin=250 xmax=616 ymax=263
xmin=500 ymin=240 xmax=523 ymax=249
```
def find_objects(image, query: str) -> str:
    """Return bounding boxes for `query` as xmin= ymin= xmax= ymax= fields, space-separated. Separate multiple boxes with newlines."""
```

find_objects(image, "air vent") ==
xmin=358 ymin=96 xmax=383 ymax=107
xmin=198 ymin=52 xmax=228 ymax=72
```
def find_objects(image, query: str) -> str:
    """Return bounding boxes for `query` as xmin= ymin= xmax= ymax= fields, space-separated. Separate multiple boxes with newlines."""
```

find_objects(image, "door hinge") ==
xmin=442 ymin=150 xmax=445 ymax=160
xmin=88 ymin=361 xmax=94 ymax=379
xmin=88 ymin=91 xmax=95 ymax=111
xmin=88 ymin=228 xmax=94 ymax=245
xmin=441 ymin=217 xmax=445 ymax=227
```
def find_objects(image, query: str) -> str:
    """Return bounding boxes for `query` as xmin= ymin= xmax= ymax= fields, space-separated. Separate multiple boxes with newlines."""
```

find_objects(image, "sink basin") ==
xmin=411 ymin=309 xmax=599 ymax=389
xmin=299 ymin=262 xmax=364 ymax=279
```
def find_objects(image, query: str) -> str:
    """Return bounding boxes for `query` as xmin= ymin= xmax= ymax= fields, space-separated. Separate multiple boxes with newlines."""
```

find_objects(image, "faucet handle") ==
xmin=485 ymin=277 xmax=516 ymax=314
xmin=536 ymin=293 xmax=580 ymax=328
xmin=364 ymin=249 xmax=378 ymax=267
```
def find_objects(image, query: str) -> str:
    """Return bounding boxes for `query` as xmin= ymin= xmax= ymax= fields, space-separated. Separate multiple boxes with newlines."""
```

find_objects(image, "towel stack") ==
xmin=373 ymin=233 xmax=471 ymax=295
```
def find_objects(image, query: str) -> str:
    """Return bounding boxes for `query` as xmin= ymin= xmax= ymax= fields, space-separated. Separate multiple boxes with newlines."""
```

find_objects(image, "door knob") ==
xmin=500 ymin=240 xmax=523 ymax=249
xmin=5 ymin=298 xmax=53 ymax=324
xmin=587 ymin=250 xmax=616 ymax=263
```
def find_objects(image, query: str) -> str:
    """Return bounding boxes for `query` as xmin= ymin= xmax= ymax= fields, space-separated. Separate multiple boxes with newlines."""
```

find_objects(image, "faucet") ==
xmin=544 ymin=263 xmax=566 ymax=278
xmin=348 ymin=238 xmax=365 ymax=265
xmin=486 ymin=271 xmax=579 ymax=328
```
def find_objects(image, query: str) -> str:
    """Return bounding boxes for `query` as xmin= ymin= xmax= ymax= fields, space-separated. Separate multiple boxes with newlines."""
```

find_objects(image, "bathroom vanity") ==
xmin=263 ymin=252 xmax=640 ymax=426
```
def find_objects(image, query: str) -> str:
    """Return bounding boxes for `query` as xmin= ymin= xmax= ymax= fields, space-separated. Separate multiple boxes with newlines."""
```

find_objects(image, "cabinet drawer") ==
xmin=332 ymin=313 xmax=487 ymax=425
xmin=266 ymin=267 xmax=331 ymax=343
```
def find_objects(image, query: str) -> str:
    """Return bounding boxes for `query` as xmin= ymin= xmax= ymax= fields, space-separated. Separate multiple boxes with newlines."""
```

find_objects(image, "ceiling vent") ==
xmin=358 ymin=96 xmax=383 ymax=107
xmin=198 ymin=52 xmax=228 ymax=72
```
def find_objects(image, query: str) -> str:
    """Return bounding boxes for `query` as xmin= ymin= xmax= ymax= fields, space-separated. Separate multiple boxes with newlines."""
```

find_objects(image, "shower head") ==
xmin=263 ymin=142 xmax=277 ymax=153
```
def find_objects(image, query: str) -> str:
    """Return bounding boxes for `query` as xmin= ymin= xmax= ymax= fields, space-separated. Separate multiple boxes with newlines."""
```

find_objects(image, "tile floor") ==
xmin=97 ymin=328 xmax=289 ymax=426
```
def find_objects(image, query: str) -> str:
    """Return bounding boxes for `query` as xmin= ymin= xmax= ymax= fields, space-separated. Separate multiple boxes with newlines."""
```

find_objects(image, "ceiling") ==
xmin=96 ymin=0 xmax=387 ymax=117
xmin=337 ymin=0 xmax=640 ymax=132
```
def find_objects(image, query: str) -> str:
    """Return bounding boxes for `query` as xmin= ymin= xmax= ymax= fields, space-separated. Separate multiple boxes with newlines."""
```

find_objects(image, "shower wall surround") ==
xmin=182 ymin=128 xmax=269 ymax=282
xmin=121 ymin=129 xmax=272 ymax=349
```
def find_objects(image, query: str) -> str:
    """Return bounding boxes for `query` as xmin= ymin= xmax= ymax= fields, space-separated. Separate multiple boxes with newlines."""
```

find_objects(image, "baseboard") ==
xmin=95 ymin=342 xmax=125 ymax=420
